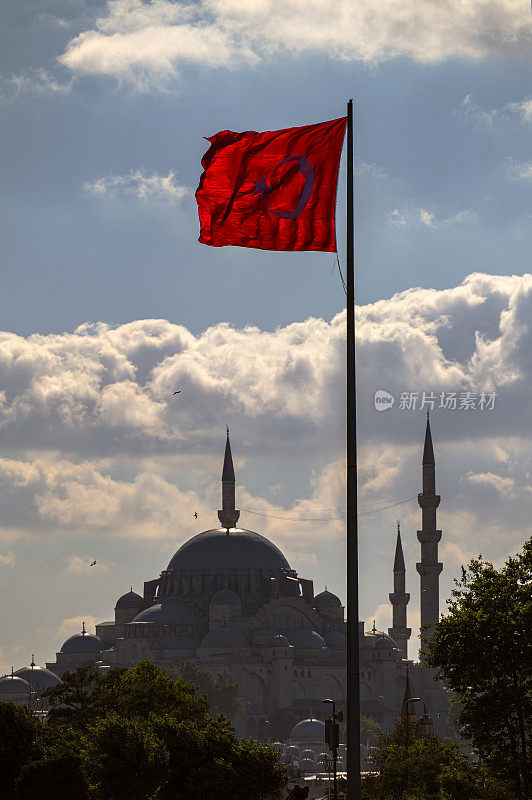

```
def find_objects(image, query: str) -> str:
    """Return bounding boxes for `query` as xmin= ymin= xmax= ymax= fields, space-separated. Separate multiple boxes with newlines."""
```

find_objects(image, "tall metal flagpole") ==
xmin=346 ymin=99 xmax=361 ymax=800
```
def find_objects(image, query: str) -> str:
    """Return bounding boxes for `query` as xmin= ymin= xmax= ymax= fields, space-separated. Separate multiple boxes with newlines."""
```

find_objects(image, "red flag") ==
xmin=196 ymin=117 xmax=347 ymax=252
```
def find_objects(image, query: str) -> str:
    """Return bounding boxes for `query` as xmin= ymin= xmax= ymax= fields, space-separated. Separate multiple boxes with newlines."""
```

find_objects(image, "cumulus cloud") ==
xmin=389 ymin=206 xmax=477 ymax=229
xmin=59 ymin=0 xmax=532 ymax=89
xmin=84 ymin=170 xmax=192 ymax=204
xmin=460 ymin=93 xmax=532 ymax=125
xmin=0 ymin=68 xmax=73 ymax=100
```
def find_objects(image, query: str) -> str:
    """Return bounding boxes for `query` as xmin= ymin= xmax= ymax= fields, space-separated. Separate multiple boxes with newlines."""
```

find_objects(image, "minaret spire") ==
xmin=389 ymin=521 xmax=411 ymax=659
xmin=416 ymin=413 xmax=443 ymax=655
xmin=218 ymin=428 xmax=240 ymax=530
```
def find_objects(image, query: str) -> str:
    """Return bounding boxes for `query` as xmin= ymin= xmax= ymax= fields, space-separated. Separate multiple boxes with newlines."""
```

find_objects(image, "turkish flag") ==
xmin=196 ymin=117 xmax=347 ymax=252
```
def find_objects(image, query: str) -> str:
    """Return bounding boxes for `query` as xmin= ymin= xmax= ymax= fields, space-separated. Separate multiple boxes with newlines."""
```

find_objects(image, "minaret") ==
xmin=389 ymin=522 xmax=411 ymax=659
xmin=416 ymin=411 xmax=443 ymax=652
xmin=218 ymin=428 xmax=240 ymax=530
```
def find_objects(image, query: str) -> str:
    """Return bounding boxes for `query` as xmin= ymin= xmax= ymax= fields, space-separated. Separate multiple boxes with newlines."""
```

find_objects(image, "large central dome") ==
xmin=167 ymin=528 xmax=290 ymax=573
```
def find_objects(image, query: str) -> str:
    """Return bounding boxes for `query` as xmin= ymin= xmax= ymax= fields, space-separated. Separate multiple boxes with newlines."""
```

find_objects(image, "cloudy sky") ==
xmin=0 ymin=0 xmax=531 ymax=673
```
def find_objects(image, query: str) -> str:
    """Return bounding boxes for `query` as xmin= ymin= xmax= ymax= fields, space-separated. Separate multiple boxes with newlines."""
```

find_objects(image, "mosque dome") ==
xmin=300 ymin=749 xmax=316 ymax=760
xmin=272 ymin=633 xmax=289 ymax=646
xmin=0 ymin=675 xmax=30 ymax=697
xmin=200 ymin=627 xmax=249 ymax=648
xmin=115 ymin=589 xmax=143 ymax=609
xmin=14 ymin=665 xmax=61 ymax=692
xmin=325 ymin=630 xmax=347 ymax=648
xmin=287 ymin=628 xmax=327 ymax=649
xmin=132 ymin=600 xmax=199 ymax=624
xmin=289 ymin=717 xmax=326 ymax=742
xmin=298 ymin=758 xmax=315 ymax=772
xmin=167 ymin=528 xmax=290 ymax=573
xmin=210 ymin=589 xmax=241 ymax=605
xmin=313 ymin=589 xmax=342 ymax=608
xmin=60 ymin=632 xmax=102 ymax=654
xmin=375 ymin=634 xmax=397 ymax=649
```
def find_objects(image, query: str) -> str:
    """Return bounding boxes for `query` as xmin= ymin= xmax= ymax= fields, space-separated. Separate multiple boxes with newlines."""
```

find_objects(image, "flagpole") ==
xmin=346 ymin=98 xmax=361 ymax=800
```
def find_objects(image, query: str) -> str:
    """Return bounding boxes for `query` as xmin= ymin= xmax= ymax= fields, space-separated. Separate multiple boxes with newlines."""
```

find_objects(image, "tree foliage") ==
xmin=0 ymin=702 xmax=41 ymax=800
xmin=15 ymin=660 xmax=287 ymax=800
xmin=363 ymin=713 xmax=489 ymax=800
xmin=176 ymin=660 xmax=243 ymax=718
xmin=425 ymin=538 xmax=531 ymax=799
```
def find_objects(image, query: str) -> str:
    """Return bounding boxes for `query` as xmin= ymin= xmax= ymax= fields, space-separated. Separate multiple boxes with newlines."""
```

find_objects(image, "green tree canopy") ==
xmin=0 ymin=702 xmax=41 ymax=800
xmin=425 ymin=538 xmax=531 ymax=799
xmin=176 ymin=660 xmax=243 ymax=718
xmin=43 ymin=660 xmax=209 ymax=730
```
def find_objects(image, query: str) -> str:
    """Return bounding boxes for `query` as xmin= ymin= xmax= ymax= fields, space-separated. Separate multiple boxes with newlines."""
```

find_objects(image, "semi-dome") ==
xmin=325 ymin=630 xmax=347 ymax=648
xmin=300 ymin=749 xmax=316 ymax=760
xmin=115 ymin=589 xmax=143 ymax=609
xmin=313 ymin=589 xmax=342 ymax=608
xmin=298 ymin=758 xmax=315 ymax=771
xmin=290 ymin=717 xmax=326 ymax=741
xmin=14 ymin=666 xmax=61 ymax=692
xmin=272 ymin=633 xmax=289 ymax=646
xmin=210 ymin=589 xmax=241 ymax=605
xmin=287 ymin=628 xmax=327 ymax=649
xmin=167 ymin=528 xmax=290 ymax=573
xmin=132 ymin=600 xmax=199 ymax=624
xmin=200 ymin=627 xmax=249 ymax=648
xmin=61 ymin=632 xmax=102 ymax=654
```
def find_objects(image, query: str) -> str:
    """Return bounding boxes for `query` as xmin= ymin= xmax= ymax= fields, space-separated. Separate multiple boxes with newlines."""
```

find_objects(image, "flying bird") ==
xmin=89 ymin=560 xmax=97 ymax=567
xmin=173 ymin=391 xmax=181 ymax=395
xmin=194 ymin=512 xmax=198 ymax=519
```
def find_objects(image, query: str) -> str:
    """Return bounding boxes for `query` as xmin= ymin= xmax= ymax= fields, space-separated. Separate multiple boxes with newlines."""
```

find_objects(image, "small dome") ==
xmin=60 ymin=633 xmax=102 ymax=654
xmin=201 ymin=627 xmax=249 ymax=648
xmin=300 ymin=749 xmax=316 ymax=760
xmin=313 ymin=589 xmax=342 ymax=608
xmin=210 ymin=589 xmax=241 ymax=605
xmin=290 ymin=717 xmax=326 ymax=742
xmin=325 ymin=630 xmax=347 ymax=648
xmin=14 ymin=666 xmax=61 ymax=692
xmin=0 ymin=675 xmax=30 ymax=695
xmin=285 ymin=745 xmax=300 ymax=756
xmin=132 ymin=600 xmax=199 ymax=624
xmin=272 ymin=633 xmax=289 ymax=646
xmin=317 ymin=753 xmax=329 ymax=763
xmin=298 ymin=758 xmax=315 ymax=771
xmin=271 ymin=742 xmax=284 ymax=752
xmin=115 ymin=590 xmax=143 ymax=610
xmin=287 ymin=628 xmax=327 ymax=649
xmin=375 ymin=634 xmax=397 ymax=649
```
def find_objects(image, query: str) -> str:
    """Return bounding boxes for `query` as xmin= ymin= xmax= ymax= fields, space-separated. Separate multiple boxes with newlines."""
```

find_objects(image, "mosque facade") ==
xmin=3 ymin=419 xmax=449 ymax=736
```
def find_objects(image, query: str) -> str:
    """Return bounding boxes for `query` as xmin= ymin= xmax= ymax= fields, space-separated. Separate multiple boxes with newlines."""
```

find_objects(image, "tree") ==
xmin=43 ymin=660 xmax=209 ymax=730
xmin=425 ymin=538 xmax=531 ymax=799
xmin=176 ymin=660 xmax=243 ymax=718
xmin=364 ymin=713 xmax=482 ymax=800
xmin=0 ymin=701 xmax=41 ymax=800
xmin=360 ymin=713 xmax=381 ymax=746
xmin=150 ymin=714 xmax=286 ymax=800
xmin=16 ymin=754 xmax=89 ymax=800
xmin=82 ymin=714 xmax=169 ymax=800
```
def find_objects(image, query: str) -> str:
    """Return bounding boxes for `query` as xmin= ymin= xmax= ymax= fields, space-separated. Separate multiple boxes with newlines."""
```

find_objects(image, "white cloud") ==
xmin=511 ymin=161 xmax=532 ymax=180
xmin=0 ymin=551 xmax=15 ymax=567
xmin=460 ymin=94 xmax=532 ymax=125
xmin=389 ymin=206 xmax=477 ymax=229
xmin=465 ymin=470 xmax=516 ymax=496
xmin=63 ymin=555 xmax=113 ymax=573
xmin=84 ymin=170 xmax=191 ymax=204
xmin=56 ymin=615 xmax=99 ymax=639
xmin=59 ymin=0 xmax=532 ymax=89
xmin=0 ymin=68 xmax=73 ymax=100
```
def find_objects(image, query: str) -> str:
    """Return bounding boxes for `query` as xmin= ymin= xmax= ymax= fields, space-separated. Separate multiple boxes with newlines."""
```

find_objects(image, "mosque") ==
xmin=2 ymin=418 xmax=449 ymax=738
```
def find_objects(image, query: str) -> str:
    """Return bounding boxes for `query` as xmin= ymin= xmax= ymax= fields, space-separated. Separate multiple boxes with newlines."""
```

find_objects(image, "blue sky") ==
xmin=0 ymin=0 xmax=531 ymax=672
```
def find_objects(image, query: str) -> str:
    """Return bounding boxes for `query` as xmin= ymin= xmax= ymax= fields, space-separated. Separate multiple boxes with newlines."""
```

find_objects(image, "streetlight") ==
xmin=323 ymin=698 xmax=342 ymax=800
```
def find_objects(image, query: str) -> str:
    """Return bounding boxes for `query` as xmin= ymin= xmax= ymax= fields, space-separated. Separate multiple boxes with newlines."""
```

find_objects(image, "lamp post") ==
xmin=323 ymin=698 xmax=342 ymax=800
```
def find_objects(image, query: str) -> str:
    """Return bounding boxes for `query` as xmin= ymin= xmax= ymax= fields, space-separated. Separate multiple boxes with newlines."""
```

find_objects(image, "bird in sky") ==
xmin=194 ymin=512 xmax=198 ymax=519
xmin=173 ymin=390 xmax=181 ymax=395
xmin=89 ymin=560 xmax=97 ymax=567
